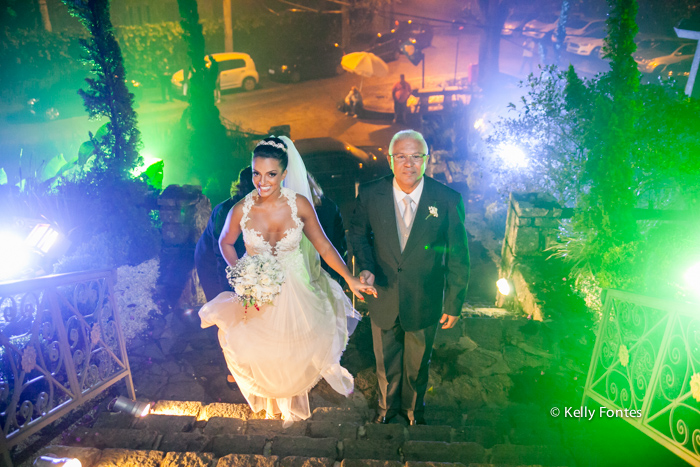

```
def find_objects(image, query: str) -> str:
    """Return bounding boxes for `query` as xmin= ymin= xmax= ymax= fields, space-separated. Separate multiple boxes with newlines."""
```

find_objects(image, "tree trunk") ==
xmin=38 ymin=0 xmax=52 ymax=32
xmin=477 ymin=0 xmax=509 ymax=90
xmin=341 ymin=3 xmax=350 ymax=52
xmin=223 ymin=0 xmax=233 ymax=52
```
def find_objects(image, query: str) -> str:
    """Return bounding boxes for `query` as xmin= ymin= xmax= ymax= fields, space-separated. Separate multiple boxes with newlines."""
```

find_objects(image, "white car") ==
xmin=501 ymin=10 xmax=533 ymax=36
xmin=558 ymin=18 xmax=605 ymax=40
xmin=522 ymin=13 xmax=559 ymax=39
xmin=634 ymin=40 xmax=696 ymax=74
xmin=171 ymin=52 xmax=259 ymax=95
xmin=565 ymin=28 xmax=607 ymax=57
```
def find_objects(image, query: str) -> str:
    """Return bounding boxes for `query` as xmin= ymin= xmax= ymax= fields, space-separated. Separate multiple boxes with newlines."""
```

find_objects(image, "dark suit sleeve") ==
xmin=443 ymin=193 xmax=470 ymax=316
xmin=348 ymin=186 xmax=375 ymax=273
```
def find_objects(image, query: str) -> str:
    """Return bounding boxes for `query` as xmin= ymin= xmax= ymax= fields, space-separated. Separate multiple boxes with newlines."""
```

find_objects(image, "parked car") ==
xmin=643 ymin=56 xmax=693 ymax=87
xmin=171 ymin=52 xmax=259 ymax=95
xmin=554 ymin=17 xmax=605 ymax=43
xmin=522 ymin=13 xmax=559 ymax=40
xmin=501 ymin=9 xmax=535 ymax=36
xmin=267 ymin=44 xmax=343 ymax=83
xmin=634 ymin=39 xmax=696 ymax=74
xmin=295 ymin=137 xmax=391 ymax=221
xmin=6 ymin=76 xmax=141 ymax=123
xmin=565 ymin=27 xmax=607 ymax=57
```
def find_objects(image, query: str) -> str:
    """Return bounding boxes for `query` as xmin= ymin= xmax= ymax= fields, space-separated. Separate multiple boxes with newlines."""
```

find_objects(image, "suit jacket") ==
xmin=349 ymin=175 xmax=470 ymax=332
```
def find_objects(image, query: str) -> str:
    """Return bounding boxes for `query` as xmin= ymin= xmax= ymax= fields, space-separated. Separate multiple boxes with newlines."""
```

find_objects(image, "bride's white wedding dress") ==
xmin=199 ymin=187 xmax=361 ymax=422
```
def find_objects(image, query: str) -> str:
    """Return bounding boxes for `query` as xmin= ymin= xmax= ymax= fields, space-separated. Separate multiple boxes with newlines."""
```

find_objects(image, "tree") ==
xmin=62 ymin=0 xmax=142 ymax=176
xmin=475 ymin=0 xmax=514 ymax=89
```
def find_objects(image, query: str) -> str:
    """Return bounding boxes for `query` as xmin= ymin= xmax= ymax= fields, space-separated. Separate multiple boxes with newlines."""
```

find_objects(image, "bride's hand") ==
xmin=347 ymin=276 xmax=377 ymax=300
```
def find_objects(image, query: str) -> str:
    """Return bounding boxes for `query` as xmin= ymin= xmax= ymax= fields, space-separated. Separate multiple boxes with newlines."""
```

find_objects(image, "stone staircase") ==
xmin=27 ymin=400 xmax=576 ymax=467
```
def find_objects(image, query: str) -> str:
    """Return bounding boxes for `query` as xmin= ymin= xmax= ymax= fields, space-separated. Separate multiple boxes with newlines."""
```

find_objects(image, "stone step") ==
xmin=26 ymin=445 xmax=573 ymax=467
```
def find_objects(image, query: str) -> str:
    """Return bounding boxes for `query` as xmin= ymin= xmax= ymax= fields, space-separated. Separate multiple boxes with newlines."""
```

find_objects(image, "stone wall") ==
xmin=497 ymin=193 xmax=564 ymax=320
xmin=157 ymin=185 xmax=211 ymax=310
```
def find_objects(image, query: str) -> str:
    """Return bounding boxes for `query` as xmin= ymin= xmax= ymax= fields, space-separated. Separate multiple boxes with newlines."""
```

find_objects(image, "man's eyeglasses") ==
xmin=390 ymin=154 xmax=427 ymax=164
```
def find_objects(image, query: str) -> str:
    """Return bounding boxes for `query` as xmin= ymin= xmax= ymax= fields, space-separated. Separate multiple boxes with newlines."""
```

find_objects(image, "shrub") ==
xmin=113 ymin=258 xmax=161 ymax=342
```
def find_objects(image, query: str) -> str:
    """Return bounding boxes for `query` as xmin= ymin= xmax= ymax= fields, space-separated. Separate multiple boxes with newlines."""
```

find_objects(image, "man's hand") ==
xmin=439 ymin=313 xmax=459 ymax=329
xmin=359 ymin=270 xmax=375 ymax=286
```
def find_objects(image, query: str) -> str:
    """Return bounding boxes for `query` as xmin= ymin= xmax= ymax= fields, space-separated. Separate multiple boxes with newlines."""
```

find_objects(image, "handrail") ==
xmin=0 ymin=269 xmax=135 ymax=466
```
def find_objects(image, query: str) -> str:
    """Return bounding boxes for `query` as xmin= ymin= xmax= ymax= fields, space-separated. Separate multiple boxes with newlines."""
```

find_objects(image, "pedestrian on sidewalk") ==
xmin=158 ymin=56 xmax=172 ymax=102
xmin=520 ymin=38 xmax=536 ymax=75
xmin=349 ymin=129 xmax=470 ymax=426
xmin=392 ymin=74 xmax=412 ymax=124
xmin=344 ymin=86 xmax=364 ymax=118
xmin=207 ymin=55 xmax=221 ymax=103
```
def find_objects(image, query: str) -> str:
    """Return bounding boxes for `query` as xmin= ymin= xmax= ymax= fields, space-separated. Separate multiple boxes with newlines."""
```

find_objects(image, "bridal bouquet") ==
xmin=226 ymin=252 xmax=285 ymax=316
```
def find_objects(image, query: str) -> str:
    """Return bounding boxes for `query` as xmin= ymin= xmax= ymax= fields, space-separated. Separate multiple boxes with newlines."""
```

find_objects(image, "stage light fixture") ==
xmin=33 ymin=456 xmax=82 ymax=467
xmin=108 ymin=396 xmax=151 ymax=417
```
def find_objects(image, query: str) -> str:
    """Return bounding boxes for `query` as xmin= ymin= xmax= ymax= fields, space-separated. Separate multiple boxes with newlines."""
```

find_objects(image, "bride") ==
xmin=199 ymin=136 xmax=377 ymax=422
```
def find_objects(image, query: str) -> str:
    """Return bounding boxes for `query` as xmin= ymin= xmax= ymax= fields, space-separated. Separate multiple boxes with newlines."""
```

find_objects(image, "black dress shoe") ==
xmin=409 ymin=417 xmax=427 ymax=426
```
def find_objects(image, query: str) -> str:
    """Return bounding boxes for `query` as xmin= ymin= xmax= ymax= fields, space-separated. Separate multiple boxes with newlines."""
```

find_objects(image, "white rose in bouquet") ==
xmin=226 ymin=253 xmax=286 ymax=321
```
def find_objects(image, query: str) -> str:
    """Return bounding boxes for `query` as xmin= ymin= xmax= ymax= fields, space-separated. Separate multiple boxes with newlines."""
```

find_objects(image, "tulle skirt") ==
xmin=199 ymin=261 xmax=361 ymax=422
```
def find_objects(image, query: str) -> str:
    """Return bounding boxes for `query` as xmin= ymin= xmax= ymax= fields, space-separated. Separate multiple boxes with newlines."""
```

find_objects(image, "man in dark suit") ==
xmin=349 ymin=129 xmax=470 ymax=425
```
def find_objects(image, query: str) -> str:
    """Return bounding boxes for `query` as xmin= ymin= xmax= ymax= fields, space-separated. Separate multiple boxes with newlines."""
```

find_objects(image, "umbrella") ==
xmin=341 ymin=52 xmax=389 ymax=90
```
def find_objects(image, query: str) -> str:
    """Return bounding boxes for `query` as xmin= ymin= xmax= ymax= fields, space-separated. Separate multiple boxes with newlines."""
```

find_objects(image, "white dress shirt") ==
xmin=393 ymin=176 xmax=425 ymax=220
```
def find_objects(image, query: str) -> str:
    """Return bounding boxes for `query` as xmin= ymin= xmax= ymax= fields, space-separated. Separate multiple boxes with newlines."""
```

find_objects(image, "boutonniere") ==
xmin=426 ymin=205 xmax=438 ymax=219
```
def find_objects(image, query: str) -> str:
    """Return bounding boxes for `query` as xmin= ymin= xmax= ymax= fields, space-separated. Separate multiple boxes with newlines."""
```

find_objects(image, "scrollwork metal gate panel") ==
xmin=0 ymin=270 xmax=135 ymax=465
xmin=584 ymin=290 xmax=700 ymax=465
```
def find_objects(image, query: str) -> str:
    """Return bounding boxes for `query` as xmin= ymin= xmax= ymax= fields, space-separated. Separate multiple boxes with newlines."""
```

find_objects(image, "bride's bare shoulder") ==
xmin=293 ymin=192 xmax=314 ymax=214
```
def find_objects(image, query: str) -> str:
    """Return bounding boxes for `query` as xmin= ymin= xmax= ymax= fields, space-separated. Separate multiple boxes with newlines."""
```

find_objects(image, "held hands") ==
xmin=348 ymin=274 xmax=377 ymax=300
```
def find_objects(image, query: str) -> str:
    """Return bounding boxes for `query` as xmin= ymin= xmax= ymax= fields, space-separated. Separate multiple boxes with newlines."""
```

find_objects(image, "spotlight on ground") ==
xmin=497 ymin=144 xmax=528 ymax=168
xmin=108 ymin=396 xmax=151 ymax=417
xmin=496 ymin=278 xmax=511 ymax=296
xmin=684 ymin=262 xmax=700 ymax=297
xmin=0 ymin=231 xmax=32 ymax=281
xmin=34 ymin=456 xmax=81 ymax=467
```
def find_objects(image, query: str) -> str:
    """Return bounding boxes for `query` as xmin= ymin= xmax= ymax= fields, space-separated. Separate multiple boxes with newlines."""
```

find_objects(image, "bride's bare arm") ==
xmin=219 ymin=202 xmax=245 ymax=267
xmin=297 ymin=195 xmax=376 ymax=299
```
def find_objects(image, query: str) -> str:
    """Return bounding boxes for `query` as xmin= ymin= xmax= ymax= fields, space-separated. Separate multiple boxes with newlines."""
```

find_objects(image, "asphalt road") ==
xmin=0 ymin=28 xmax=610 ymax=187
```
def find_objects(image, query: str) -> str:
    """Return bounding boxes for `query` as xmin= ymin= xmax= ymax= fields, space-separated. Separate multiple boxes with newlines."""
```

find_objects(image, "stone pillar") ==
xmin=497 ymin=192 xmax=563 ymax=320
xmin=157 ymin=185 xmax=211 ymax=309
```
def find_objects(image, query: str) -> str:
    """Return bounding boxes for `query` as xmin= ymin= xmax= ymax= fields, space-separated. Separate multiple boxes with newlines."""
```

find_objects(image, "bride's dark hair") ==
xmin=253 ymin=136 xmax=289 ymax=171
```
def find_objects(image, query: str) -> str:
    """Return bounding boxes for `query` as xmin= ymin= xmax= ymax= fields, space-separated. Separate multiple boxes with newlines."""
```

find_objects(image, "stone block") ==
xmin=32 ymin=446 xmax=102 ymax=467
xmin=462 ymin=318 xmax=503 ymax=352
xmin=210 ymin=434 xmax=267 ymax=457
xmin=516 ymin=217 xmax=531 ymax=226
xmin=340 ymin=461 xmax=402 ymax=467
xmin=203 ymin=417 xmax=246 ymax=436
xmin=503 ymin=346 xmax=544 ymax=372
xmin=342 ymin=439 xmax=400 ymax=461
xmin=401 ymin=441 xmax=485 ymax=464
xmin=457 ymin=348 xmax=509 ymax=378
xmin=158 ymin=432 xmax=211 ymax=452
xmin=150 ymin=400 xmax=203 ymax=418
xmin=406 ymin=425 xmax=452 ymax=442
xmin=307 ymin=421 xmax=360 ymax=440
xmin=215 ymin=454 xmax=279 ymax=467
xmin=94 ymin=449 xmax=164 ymax=467
xmin=279 ymin=456 xmax=336 ymax=467
xmin=133 ymin=414 xmax=195 ymax=432
xmin=453 ymin=426 xmax=500 ymax=448
xmin=534 ymin=217 xmax=560 ymax=228
xmin=433 ymin=323 xmax=463 ymax=348
xmin=246 ymin=419 xmax=308 ymax=437
xmin=489 ymin=444 xmax=572 ymax=465
xmin=479 ymin=374 xmax=513 ymax=407
xmin=67 ymin=428 xmax=158 ymax=450
xmin=362 ymin=423 xmax=405 ymax=442
xmin=512 ymin=227 xmax=540 ymax=255
xmin=161 ymin=452 xmax=215 ymax=467
xmin=200 ymin=402 xmax=265 ymax=421
xmin=311 ymin=407 xmax=365 ymax=424
xmin=405 ymin=463 xmax=467 ymax=467
xmin=271 ymin=435 xmax=338 ymax=459
xmin=92 ymin=412 xmax=134 ymax=429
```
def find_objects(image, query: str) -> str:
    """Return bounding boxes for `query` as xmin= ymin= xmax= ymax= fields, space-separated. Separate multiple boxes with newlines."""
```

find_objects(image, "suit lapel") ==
xmin=402 ymin=177 xmax=437 ymax=258
xmin=376 ymin=177 xmax=402 ymax=263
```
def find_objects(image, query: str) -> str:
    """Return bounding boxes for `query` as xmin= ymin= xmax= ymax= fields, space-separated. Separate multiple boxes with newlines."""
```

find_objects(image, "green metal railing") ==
xmin=584 ymin=289 xmax=700 ymax=465
xmin=0 ymin=270 xmax=135 ymax=466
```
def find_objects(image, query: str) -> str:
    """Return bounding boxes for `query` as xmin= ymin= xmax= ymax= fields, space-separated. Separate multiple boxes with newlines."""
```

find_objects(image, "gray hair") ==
xmin=388 ymin=130 xmax=429 ymax=155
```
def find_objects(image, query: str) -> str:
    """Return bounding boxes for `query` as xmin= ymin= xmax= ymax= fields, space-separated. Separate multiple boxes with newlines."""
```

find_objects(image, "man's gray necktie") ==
xmin=402 ymin=195 xmax=414 ymax=227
